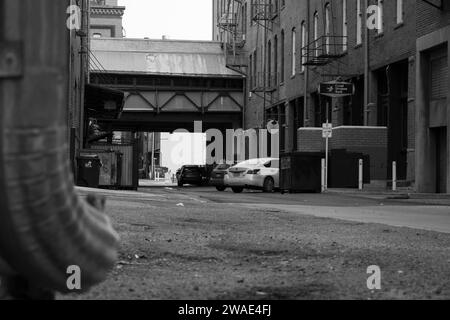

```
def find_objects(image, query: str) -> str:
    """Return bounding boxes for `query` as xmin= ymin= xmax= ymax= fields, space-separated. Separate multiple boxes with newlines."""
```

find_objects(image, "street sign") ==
xmin=322 ymin=123 xmax=332 ymax=138
xmin=319 ymin=81 xmax=355 ymax=98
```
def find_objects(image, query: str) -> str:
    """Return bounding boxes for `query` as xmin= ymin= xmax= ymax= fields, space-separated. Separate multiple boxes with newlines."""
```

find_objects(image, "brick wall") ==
xmin=298 ymin=126 xmax=388 ymax=180
xmin=241 ymin=0 xmax=416 ymax=129
xmin=417 ymin=0 xmax=450 ymax=38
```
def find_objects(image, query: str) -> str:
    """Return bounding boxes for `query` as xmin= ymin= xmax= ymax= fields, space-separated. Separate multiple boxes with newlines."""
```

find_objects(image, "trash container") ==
xmin=329 ymin=149 xmax=370 ymax=188
xmin=280 ymin=152 xmax=324 ymax=193
xmin=76 ymin=155 xmax=102 ymax=188
xmin=80 ymin=150 xmax=122 ymax=189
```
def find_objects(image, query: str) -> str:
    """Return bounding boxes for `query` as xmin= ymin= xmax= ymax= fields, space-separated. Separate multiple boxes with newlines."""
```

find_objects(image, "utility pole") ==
xmin=151 ymin=132 xmax=156 ymax=180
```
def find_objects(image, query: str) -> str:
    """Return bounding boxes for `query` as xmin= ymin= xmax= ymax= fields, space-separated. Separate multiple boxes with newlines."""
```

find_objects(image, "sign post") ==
xmin=318 ymin=81 xmax=355 ymax=98
xmin=322 ymin=123 xmax=332 ymax=191
xmin=318 ymin=79 xmax=355 ymax=192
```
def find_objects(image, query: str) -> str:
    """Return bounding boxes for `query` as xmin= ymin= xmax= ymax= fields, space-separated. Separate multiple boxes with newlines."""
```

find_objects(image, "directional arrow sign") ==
xmin=319 ymin=81 xmax=355 ymax=98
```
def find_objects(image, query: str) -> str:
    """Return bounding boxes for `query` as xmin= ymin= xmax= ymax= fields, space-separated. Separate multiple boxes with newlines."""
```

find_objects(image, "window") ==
xmin=249 ymin=54 xmax=253 ymax=89
xmin=242 ymin=3 xmax=247 ymax=35
xmin=253 ymin=49 xmax=258 ymax=88
xmin=274 ymin=35 xmax=278 ymax=84
xmin=313 ymin=12 xmax=319 ymax=57
xmin=396 ymin=0 xmax=403 ymax=25
xmin=268 ymin=40 xmax=272 ymax=87
xmin=342 ymin=0 xmax=348 ymax=51
xmin=291 ymin=28 xmax=297 ymax=76
xmin=93 ymin=33 xmax=102 ymax=38
xmin=281 ymin=30 xmax=285 ymax=83
xmin=325 ymin=3 xmax=331 ymax=54
xmin=356 ymin=0 xmax=362 ymax=45
xmin=301 ymin=21 xmax=306 ymax=72
xmin=377 ymin=0 xmax=384 ymax=34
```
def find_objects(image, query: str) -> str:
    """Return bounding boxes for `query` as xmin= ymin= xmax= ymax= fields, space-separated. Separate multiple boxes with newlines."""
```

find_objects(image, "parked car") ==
xmin=224 ymin=158 xmax=279 ymax=193
xmin=209 ymin=164 xmax=232 ymax=191
xmin=177 ymin=165 xmax=203 ymax=187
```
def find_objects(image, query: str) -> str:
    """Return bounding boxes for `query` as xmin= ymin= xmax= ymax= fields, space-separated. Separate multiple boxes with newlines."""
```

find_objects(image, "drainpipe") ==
xmin=364 ymin=0 xmax=370 ymax=126
xmin=303 ymin=0 xmax=311 ymax=127
xmin=80 ymin=0 xmax=90 ymax=149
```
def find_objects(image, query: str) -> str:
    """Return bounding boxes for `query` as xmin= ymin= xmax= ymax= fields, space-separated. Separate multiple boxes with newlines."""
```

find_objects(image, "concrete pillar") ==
xmin=415 ymin=50 xmax=434 ymax=193
xmin=447 ymin=44 xmax=450 ymax=193
xmin=332 ymin=98 xmax=344 ymax=127
xmin=407 ymin=56 xmax=416 ymax=183
xmin=285 ymin=101 xmax=295 ymax=152
xmin=365 ymin=72 xmax=378 ymax=126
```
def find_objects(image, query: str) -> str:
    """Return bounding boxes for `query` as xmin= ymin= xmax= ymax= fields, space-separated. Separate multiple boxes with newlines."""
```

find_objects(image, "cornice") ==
xmin=91 ymin=6 xmax=125 ymax=17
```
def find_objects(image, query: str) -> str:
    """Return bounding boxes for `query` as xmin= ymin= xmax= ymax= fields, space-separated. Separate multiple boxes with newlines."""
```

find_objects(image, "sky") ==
xmin=117 ymin=0 xmax=212 ymax=171
xmin=118 ymin=0 xmax=213 ymax=41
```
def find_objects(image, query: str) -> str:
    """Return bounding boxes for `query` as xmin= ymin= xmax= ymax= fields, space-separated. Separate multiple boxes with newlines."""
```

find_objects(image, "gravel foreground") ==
xmin=61 ymin=195 xmax=450 ymax=300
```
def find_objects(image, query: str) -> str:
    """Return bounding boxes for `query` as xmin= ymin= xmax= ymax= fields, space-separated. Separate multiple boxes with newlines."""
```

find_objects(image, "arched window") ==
xmin=313 ymin=12 xmax=319 ymax=57
xmin=325 ymin=3 xmax=331 ymax=54
xmin=356 ymin=0 xmax=362 ymax=45
xmin=342 ymin=0 xmax=348 ymax=51
xmin=281 ymin=29 xmax=285 ymax=82
xmin=267 ymin=40 xmax=272 ymax=87
xmin=291 ymin=28 xmax=297 ymax=76
xmin=301 ymin=21 xmax=306 ymax=72
xmin=396 ymin=0 xmax=403 ymax=25
xmin=274 ymin=35 xmax=278 ymax=85
xmin=377 ymin=0 xmax=384 ymax=34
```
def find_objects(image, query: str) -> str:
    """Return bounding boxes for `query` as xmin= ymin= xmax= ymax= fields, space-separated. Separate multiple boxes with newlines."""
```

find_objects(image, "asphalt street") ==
xmin=64 ymin=186 xmax=450 ymax=300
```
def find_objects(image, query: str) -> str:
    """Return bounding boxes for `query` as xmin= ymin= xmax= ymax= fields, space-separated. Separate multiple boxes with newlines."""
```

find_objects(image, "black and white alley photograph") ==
xmin=0 ymin=0 xmax=450 ymax=311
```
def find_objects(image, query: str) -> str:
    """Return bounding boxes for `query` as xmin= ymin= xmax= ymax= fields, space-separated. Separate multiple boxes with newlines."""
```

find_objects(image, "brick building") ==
xmin=90 ymin=0 xmax=125 ymax=38
xmin=68 ymin=0 xmax=91 ymax=176
xmin=415 ymin=0 xmax=450 ymax=193
xmin=214 ymin=0 xmax=419 ymax=187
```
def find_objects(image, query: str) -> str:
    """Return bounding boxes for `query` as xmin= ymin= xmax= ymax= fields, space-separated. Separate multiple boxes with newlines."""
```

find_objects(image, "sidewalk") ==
xmin=139 ymin=179 xmax=177 ymax=188
xmin=326 ymin=188 xmax=450 ymax=205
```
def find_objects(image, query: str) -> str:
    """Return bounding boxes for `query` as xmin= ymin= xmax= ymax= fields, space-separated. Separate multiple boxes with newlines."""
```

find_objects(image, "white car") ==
xmin=224 ymin=158 xmax=279 ymax=193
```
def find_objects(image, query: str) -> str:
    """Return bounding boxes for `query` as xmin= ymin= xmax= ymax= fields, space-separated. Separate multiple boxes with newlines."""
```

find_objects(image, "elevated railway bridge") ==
xmin=86 ymin=38 xmax=245 ymax=189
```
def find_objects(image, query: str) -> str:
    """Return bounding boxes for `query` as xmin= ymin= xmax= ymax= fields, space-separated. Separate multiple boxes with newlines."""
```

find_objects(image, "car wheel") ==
xmin=263 ymin=177 xmax=275 ymax=193
xmin=216 ymin=186 xmax=226 ymax=192
xmin=231 ymin=187 xmax=244 ymax=194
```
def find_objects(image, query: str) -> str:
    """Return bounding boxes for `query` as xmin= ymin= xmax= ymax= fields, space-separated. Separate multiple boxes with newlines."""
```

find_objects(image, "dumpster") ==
xmin=280 ymin=152 xmax=324 ymax=193
xmin=329 ymin=149 xmax=370 ymax=188
xmin=80 ymin=149 xmax=122 ymax=189
xmin=76 ymin=155 xmax=102 ymax=188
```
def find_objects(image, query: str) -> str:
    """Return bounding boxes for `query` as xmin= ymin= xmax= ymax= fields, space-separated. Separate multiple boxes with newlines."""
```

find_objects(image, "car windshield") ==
xmin=184 ymin=167 xmax=200 ymax=173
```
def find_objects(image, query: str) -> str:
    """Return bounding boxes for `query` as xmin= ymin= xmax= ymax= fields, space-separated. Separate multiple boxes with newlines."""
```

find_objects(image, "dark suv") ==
xmin=209 ymin=164 xmax=231 ymax=191
xmin=177 ymin=166 xmax=203 ymax=187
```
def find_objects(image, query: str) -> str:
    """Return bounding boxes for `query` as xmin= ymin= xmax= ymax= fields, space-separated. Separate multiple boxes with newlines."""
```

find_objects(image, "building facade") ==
xmin=415 ymin=0 xmax=450 ymax=193
xmin=214 ymin=0 xmax=424 ymax=189
xmin=69 ymin=0 xmax=91 ymax=176
xmin=90 ymin=0 xmax=125 ymax=38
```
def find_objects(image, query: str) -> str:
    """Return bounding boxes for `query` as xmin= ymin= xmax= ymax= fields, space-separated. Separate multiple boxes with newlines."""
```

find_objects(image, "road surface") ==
xmin=63 ymin=186 xmax=450 ymax=300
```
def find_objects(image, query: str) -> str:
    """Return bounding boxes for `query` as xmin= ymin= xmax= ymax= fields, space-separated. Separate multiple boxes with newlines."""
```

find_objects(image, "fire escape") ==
xmin=420 ymin=0 xmax=444 ymax=10
xmin=218 ymin=0 xmax=247 ymax=76
xmin=251 ymin=0 xmax=279 ymax=96
xmin=301 ymin=1 xmax=348 ymax=80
